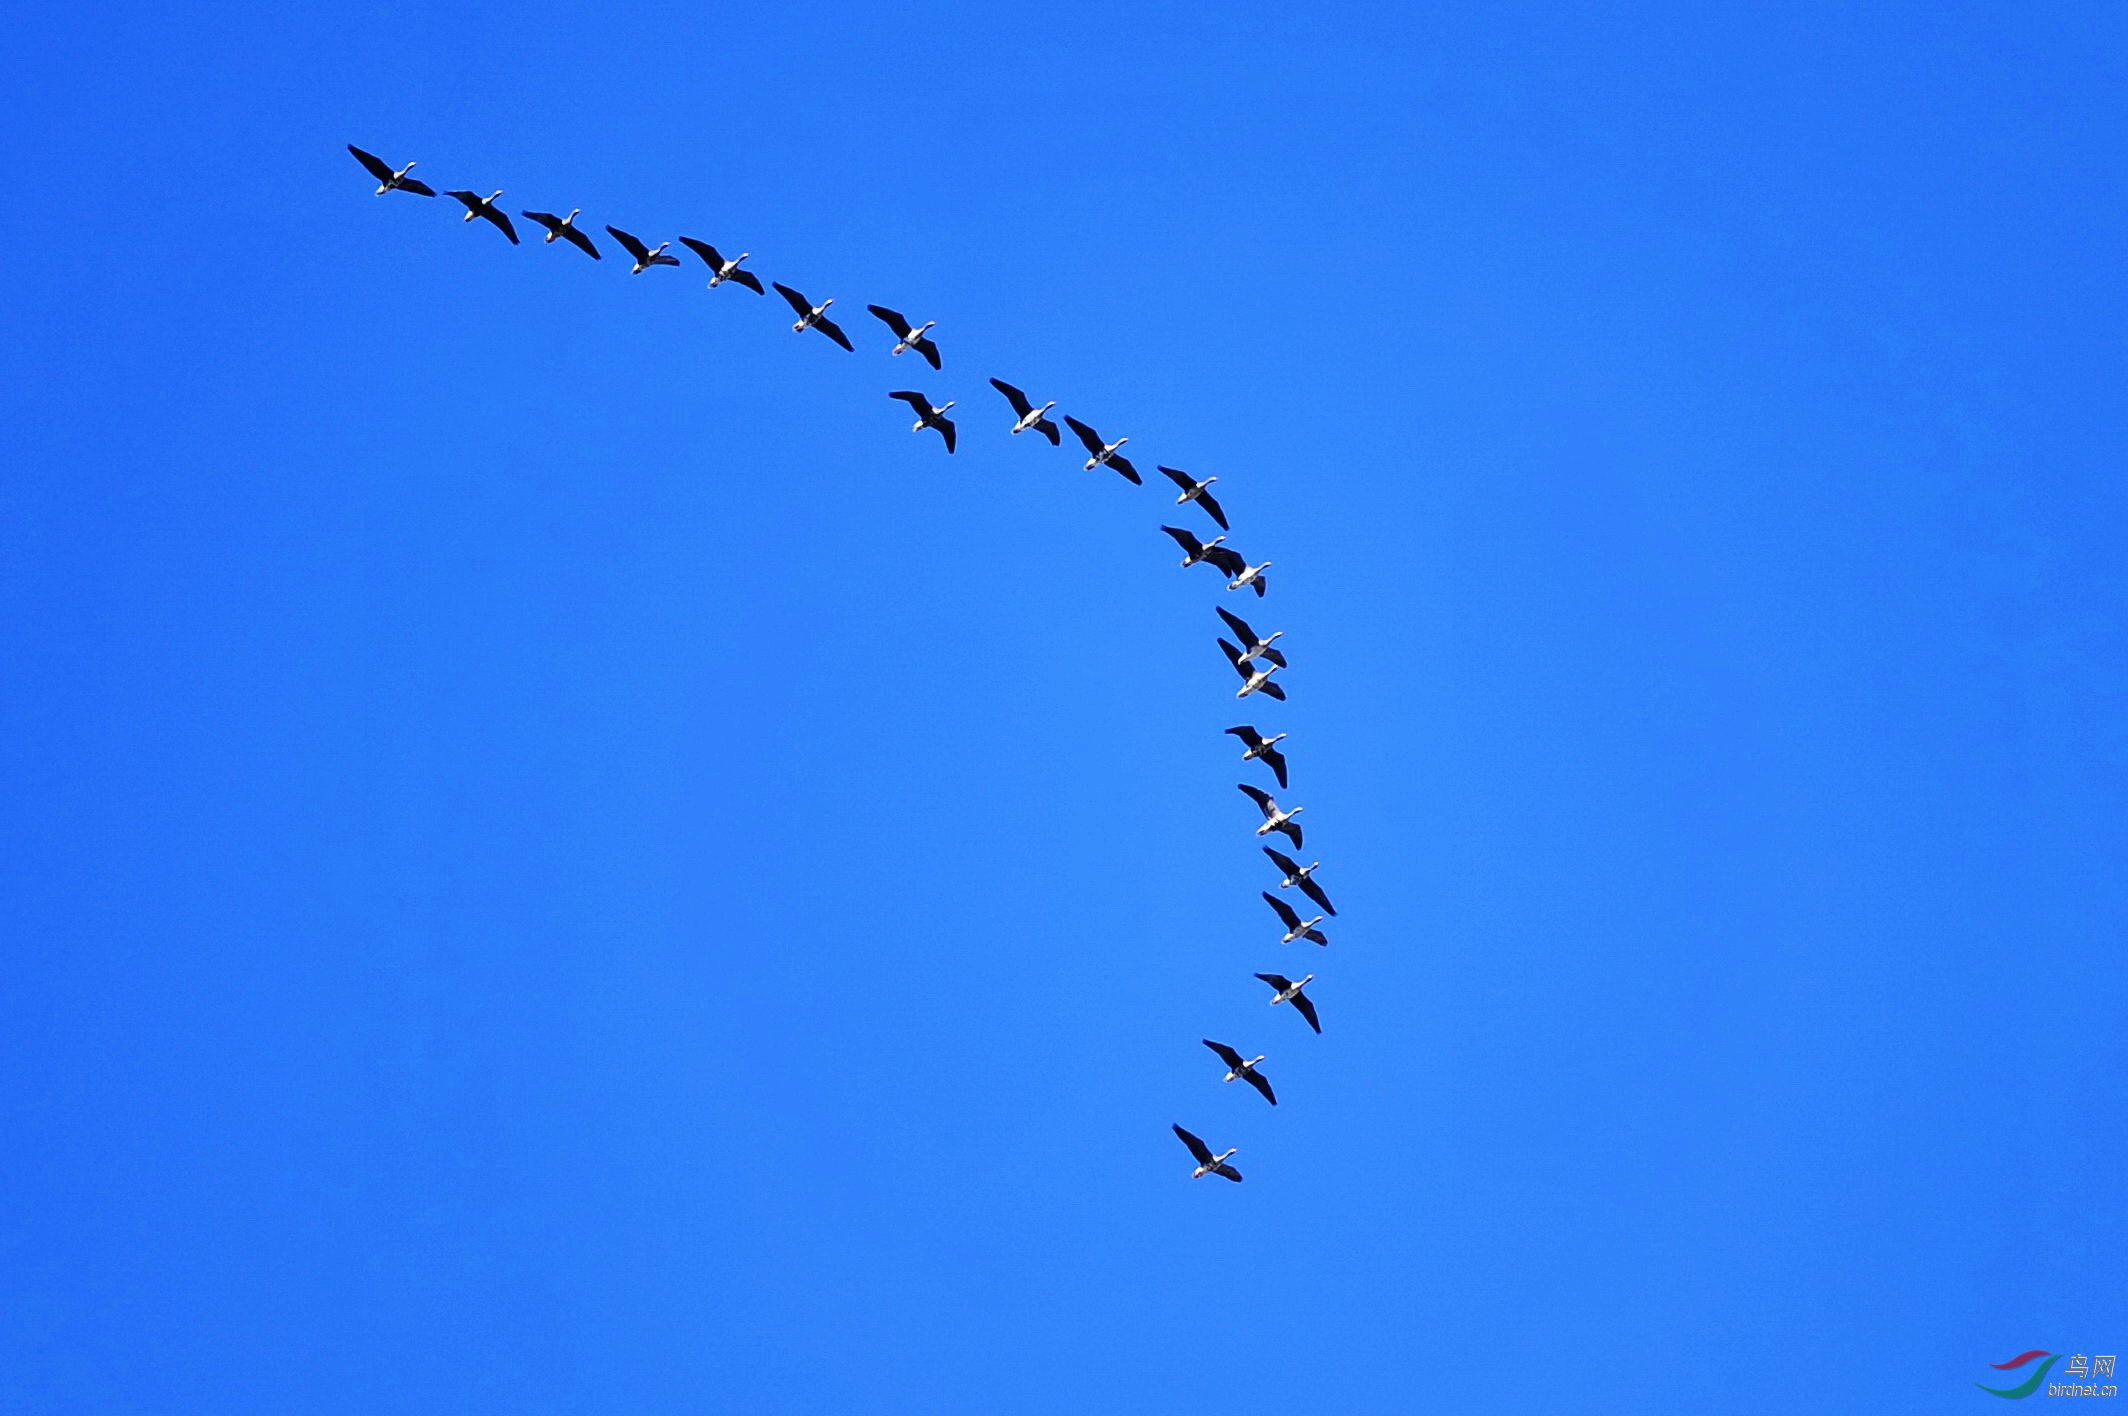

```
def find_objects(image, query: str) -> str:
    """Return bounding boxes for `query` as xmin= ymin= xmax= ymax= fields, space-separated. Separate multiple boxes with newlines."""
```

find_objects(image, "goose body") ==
xmin=606 ymin=225 xmax=680 ymax=275
xmin=1172 ymin=1124 xmax=1243 ymax=1182
xmin=1227 ymin=560 xmax=1271 ymax=597
xmin=1158 ymin=465 xmax=1229 ymax=530
xmin=1063 ymin=417 xmax=1141 ymax=484
xmin=1256 ymin=972 xmax=1321 ymax=1033
xmin=1264 ymin=846 xmax=1337 ymax=916
xmin=1263 ymin=890 xmax=1329 ymax=946
xmin=1220 ymin=639 xmax=1286 ymax=700
xmin=1216 ymin=607 xmax=1286 ymax=668
xmin=522 ymin=209 xmax=601 ymax=259
xmin=867 ymin=306 xmax=942 ymax=369
xmin=1224 ymin=725 xmax=1289 ymax=789
xmin=444 ymin=190 xmax=519 ymax=244
xmin=347 ymin=145 xmax=435 ymax=197
xmin=1238 ymin=783 xmax=1303 ymax=848
xmin=1201 ymin=1040 xmax=1277 ymax=1105
xmin=1159 ymin=525 xmax=1246 ymax=576
xmin=678 ymin=238 xmax=764 ymax=293
xmin=988 ymin=378 xmax=1061 ymax=444
xmin=773 ymin=283 xmax=854 ymax=349
xmin=887 ymin=391 xmax=957 ymax=452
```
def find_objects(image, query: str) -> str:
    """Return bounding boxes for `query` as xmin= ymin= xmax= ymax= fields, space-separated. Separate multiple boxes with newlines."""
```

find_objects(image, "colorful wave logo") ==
xmin=1976 ymin=1351 xmax=2058 ymax=1399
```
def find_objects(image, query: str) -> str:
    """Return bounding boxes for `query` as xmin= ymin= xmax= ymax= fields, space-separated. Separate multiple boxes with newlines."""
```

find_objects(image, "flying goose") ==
xmin=773 ymin=283 xmax=854 ymax=350
xmin=1263 ymin=890 xmax=1329 ymax=947
xmin=888 ymin=391 xmax=956 ymax=452
xmin=347 ymin=145 xmax=435 ymax=197
xmin=1160 ymin=525 xmax=1247 ymax=577
xmin=867 ymin=306 xmax=942 ymax=369
xmin=1224 ymin=725 xmax=1289 ymax=789
xmin=1217 ymin=607 xmax=1286 ymax=668
xmin=678 ymin=238 xmax=764 ymax=293
xmin=444 ymin=190 xmax=519 ymax=244
xmin=606 ymin=226 xmax=680 ymax=275
xmin=1219 ymin=638 xmax=1286 ymax=700
xmin=1063 ymin=417 xmax=1142 ymax=484
xmin=1158 ymin=465 xmax=1229 ymax=530
xmin=1263 ymin=846 xmax=1337 ymax=916
xmin=1172 ymin=1124 xmax=1243 ymax=1182
xmin=1227 ymin=560 xmax=1271 ymax=597
xmin=1201 ymin=1040 xmax=1277 ymax=1106
xmin=1255 ymin=972 xmax=1321 ymax=1034
xmin=522 ymin=209 xmax=600 ymax=259
xmin=988 ymin=379 xmax=1061 ymax=444
xmin=1238 ymin=783 xmax=1303 ymax=848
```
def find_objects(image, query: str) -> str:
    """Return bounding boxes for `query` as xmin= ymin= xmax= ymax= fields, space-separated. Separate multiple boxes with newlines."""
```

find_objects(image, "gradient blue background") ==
xmin=2 ymin=2 xmax=2123 ymax=1411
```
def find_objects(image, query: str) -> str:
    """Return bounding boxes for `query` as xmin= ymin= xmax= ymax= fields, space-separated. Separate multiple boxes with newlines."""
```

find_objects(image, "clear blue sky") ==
xmin=2 ymin=2 xmax=2123 ymax=1411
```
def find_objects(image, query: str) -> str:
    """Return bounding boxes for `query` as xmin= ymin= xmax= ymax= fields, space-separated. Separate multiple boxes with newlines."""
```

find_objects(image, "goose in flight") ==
xmin=988 ymin=379 xmax=1061 ymax=444
xmin=1201 ymin=1040 xmax=1277 ymax=1105
xmin=1160 ymin=526 xmax=1247 ymax=577
xmin=1063 ymin=417 xmax=1141 ymax=484
xmin=1224 ymin=725 xmax=1289 ymax=789
xmin=1219 ymin=638 xmax=1286 ymax=700
xmin=1255 ymin=972 xmax=1321 ymax=1034
xmin=678 ymin=238 xmax=763 ymax=293
xmin=522 ymin=209 xmax=600 ymax=259
xmin=1238 ymin=783 xmax=1303 ymax=849
xmin=444 ymin=190 xmax=519 ymax=244
xmin=773 ymin=283 xmax=854 ymax=350
xmin=1264 ymin=846 xmax=1337 ymax=916
xmin=1227 ymin=560 xmax=1271 ymax=598
xmin=1159 ymin=465 xmax=1229 ymax=530
xmin=1217 ymin=607 xmax=1286 ymax=668
xmin=606 ymin=226 xmax=680 ymax=275
xmin=1263 ymin=890 xmax=1329 ymax=947
xmin=888 ymin=391 xmax=956 ymax=452
xmin=347 ymin=145 xmax=434 ymax=197
xmin=1172 ymin=1124 xmax=1243 ymax=1182
xmin=867 ymin=306 xmax=942 ymax=369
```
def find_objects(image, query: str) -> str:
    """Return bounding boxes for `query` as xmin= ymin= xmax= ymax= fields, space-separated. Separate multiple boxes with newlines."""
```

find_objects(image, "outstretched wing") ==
xmin=888 ymin=390 xmax=930 ymax=413
xmin=1299 ymin=875 xmax=1336 ymax=916
xmin=1202 ymin=1039 xmax=1245 ymax=1070
xmin=814 ymin=315 xmax=854 ymax=351
xmin=1274 ymin=818 xmax=1304 ymax=850
xmin=397 ymin=176 xmax=436 ymax=197
xmin=1303 ymin=925 xmax=1329 ymax=946
xmin=1196 ymin=487 xmax=1231 ymax=530
xmin=1034 ymin=416 xmax=1061 ymax=446
xmin=913 ymin=336 xmax=942 ymax=371
xmin=1064 ymin=416 xmax=1106 ymax=456
xmin=1259 ymin=743 xmax=1290 ymax=790
xmin=1262 ymin=891 xmax=1303 ymax=930
xmin=1248 ymin=574 xmax=1267 ymax=597
xmin=1226 ymin=725 xmax=1265 ymax=749
xmin=1256 ymin=681 xmax=1287 ymax=701
xmin=679 ymin=236 xmax=723 ymax=268
xmin=935 ymin=416 xmax=957 ymax=454
xmin=1263 ymin=845 xmax=1301 ymax=877
xmin=605 ymin=225 xmax=652 ymax=263
xmin=1217 ymin=607 xmax=1256 ymax=644
xmin=347 ymin=145 xmax=395 ymax=184
xmin=773 ymin=282 xmax=814 ymax=317
xmin=561 ymin=224 xmax=601 ymax=259
xmin=1204 ymin=546 xmax=1248 ymax=578
xmin=1290 ymin=991 xmax=1322 ymax=1033
xmin=1218 ymin=638 xmax=1248 ymax=674
xmin=867 ymin=304 xmax=913 ymax=338
xmin=481 ymin=206 xmax=519 ymax=244
xmin=1212 ymin=1162 xmax=1244 ymax=1182
xmin=1237 ymin=783 xmax=1274 ymax=813
xmin=1108 ymin=453 xmax=1141 ymax=484
xmin=729 ymin=268 xmax=765 ymax=294
xmin=1160 ymin=525 xmax=1204 ymax=556
xmin=1244 ymin=1070 xmax=1278 ymax=1106
xmin=1172 ymin=1124 xmax=1214 ymax=1166
xmin=988 ymin=378 xmax=1034 ymax=417
xmin=1159 ymin=464 xmax=1195 ymax=493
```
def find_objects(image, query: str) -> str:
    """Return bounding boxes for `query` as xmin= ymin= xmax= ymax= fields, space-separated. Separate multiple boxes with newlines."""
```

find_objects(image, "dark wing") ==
xmin=1262 ymin=891 xmax=1303 ymax=930
xmin=913 ymin=336 xmax=942 ymax=370
xmin=523 ymin=209 xmax=560 ymax=233
xmin=989 ymin=378 xmax=1035 ymax=417
xmin=1226 ymin=725 xmax=1266 ymax=749
xmin=1237 ymin=783 xmax=1274 ymax=813
xmin=397 ymin=177 xmax=436 ymax=197
xmin=1303 ymin=925 xmax=1330 ymax=946
xmin=1290 ymin=991 xmax=1322 ymax=1033
xmin=814 ymin=314 xmax=854 ymax=351
xmin=561 ymin=224 xmax=601 ymax=259
xmin=1249 ymin=575 xmax=1267 ymax=597
xmin=1256 ymin=972 xmax=1293 ymax=991
xmin=936 ymin=416 xmax=956 ymax=454
xmin=773 ymin=282 xmax=814 ymax=317
xmin=605 ymin=225 xmax=651 ymax=263
xmin=1064 ymin=416 xmax=1106 ymax=456
xmin=1263 ymin=647 xmax=1289 ymax=669
xmin=1260 ymin=743 xmax=1290 ymax=790
xmin=481 ymin=206 xmax=519 ymax=243
xmin=1218 ymin=638 xmax=1248 ymax=674
xmin=1202 ymin=1039 xmax=1245 ymax=1070
xmin=1299 ymin=876 xmax=1336 ymax=916
xmin=1212 ymin=1162 xmax=1244 ymax=1182
xmin=1204 ymin=546 xmax=1248 ymax=577
xmin=1172 ymin=1124 xmax=1214 ymax=1166
xmin=1257 ymin=681 xmax=1287 ymax=701
xmin=347 ymin=145 xmax=395 ymax=184
xmin=1196 ymin=487 xmax=1231 ymax=530
xmin=867 ymin=304 xmax=913 ymax=338
xmin=1263 ymin=845 xmax=1301 ymax=877
xmin=445 ymin=189 xmax=481 ymax=210
xmin=888 ymin=390 xmax=930 ymax=413
xmin=1244 ymin=1070 xmax=1278 ymax=1106
xmin=1274 ymin=819 xmax=1304 ymax=850
xmin=1161 ymin=525 xmax=1204 ymax=556
xmin=1108 ymin=453 xmax=1142 ymax=484
xmin=1034 ymin=416 xmax=1061 ymax=446
xmin=1159 ymin=465 xmax=1195 ymax=492
xmin=679 ymin=237 xmax=723 ymax=268
xmin=1217 ymin=607 xmax=1256 ymax=644
xmin=650 ymin=250 xmax=680 ymax=267
xmin=729 ymin=268 xmax=765 ymax=294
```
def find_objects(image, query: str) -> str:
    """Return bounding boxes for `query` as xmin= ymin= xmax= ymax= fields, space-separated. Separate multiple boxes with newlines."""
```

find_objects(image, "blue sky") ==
xmin=2 ymin=2 xmax=2124 ymax=1411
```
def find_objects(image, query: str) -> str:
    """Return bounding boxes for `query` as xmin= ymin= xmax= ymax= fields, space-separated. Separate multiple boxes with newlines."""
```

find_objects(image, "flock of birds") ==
xmin=351 ymin=143 xmax=1341 ymax=1186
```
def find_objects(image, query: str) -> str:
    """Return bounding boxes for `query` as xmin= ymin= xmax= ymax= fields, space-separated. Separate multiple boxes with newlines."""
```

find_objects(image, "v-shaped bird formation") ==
xmin=351 ymin=143 xmax=1347 ymax=1186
